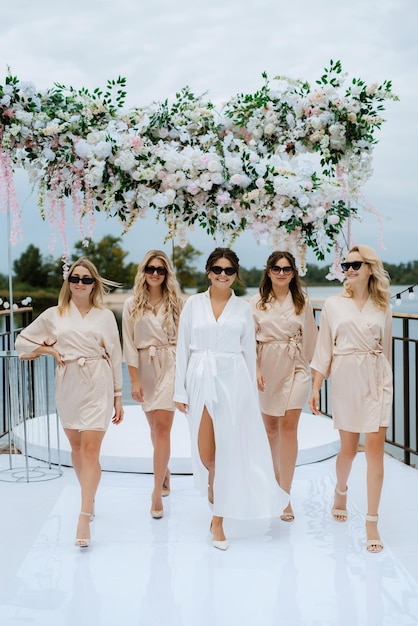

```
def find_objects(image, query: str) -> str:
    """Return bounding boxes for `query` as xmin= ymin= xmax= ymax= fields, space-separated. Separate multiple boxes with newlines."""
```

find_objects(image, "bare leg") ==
xmin=146 ymin=410 xmax=174 ymax=514
xmin=198 ymin=407 xmax=226 ymax=543
xmin=364 ymin=427 xmax=386 ymax=552
xmin=261 ymin=412 xmax=280 ymax=481
xmin=278 ymin=408 xmax=301 ymax=519
xmin=332 ymin=430 xmax=359 ymax=521
xmin=65 ymin=428 xmax=106 ymax=544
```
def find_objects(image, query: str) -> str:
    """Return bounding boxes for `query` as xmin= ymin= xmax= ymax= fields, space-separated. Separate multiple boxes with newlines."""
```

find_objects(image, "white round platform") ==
xmin=11 ymin=406 xmax=340 ymax=473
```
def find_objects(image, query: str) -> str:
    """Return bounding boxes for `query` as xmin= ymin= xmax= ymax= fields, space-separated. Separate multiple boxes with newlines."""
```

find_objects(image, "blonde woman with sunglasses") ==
xmin=174 ymin=248 xmax=287 ymax=550
xmin=122 ymin=250 xmax=183 ymax=519
xmin=250 ymin=251 xmax=318 ymax=522
xmin=309 ymin=245 xmax=392 ymax=553
xmin=15 ymin=257 xmax=123 ymax=548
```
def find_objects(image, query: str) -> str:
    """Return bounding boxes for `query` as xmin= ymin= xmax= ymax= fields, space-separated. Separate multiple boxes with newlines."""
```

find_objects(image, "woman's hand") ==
xmin=174 ymin=402 xmax=188 ymax=414
xmin=257 ymin=371 xmax=265 ymax=392
xmin=112 ymin=396 xmax=124 ymax=424
xmin=309 ymin=389 xmax=321 ymax=415
xmin=131 ymin=381 xmax=144 ymax=403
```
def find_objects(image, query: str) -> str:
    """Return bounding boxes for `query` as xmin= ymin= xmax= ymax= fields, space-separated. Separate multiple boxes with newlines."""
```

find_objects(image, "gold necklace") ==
xmin=150 ymin=296 xmax=163 ymax=311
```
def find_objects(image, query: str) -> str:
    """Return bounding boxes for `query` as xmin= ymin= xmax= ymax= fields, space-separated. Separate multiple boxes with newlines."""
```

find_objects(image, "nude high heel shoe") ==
xmin=366 ymin=514 xmax=384 ymax=553
xmin=331 ymin=485 xmax=348 ymax=522
xmin=162 ymin=470 xmax=171 ymax=497
xmin=75 ymin=512 xmax=91 ymax=548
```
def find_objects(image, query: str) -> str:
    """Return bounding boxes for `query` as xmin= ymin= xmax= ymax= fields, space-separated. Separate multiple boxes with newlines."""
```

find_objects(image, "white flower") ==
xmin=114 ymin=149 xmax=136 ymax=171
xmin=94 ymin=141 xmax=113 ymax=159
xmin=74 ymin=139 xmax=93 ymax=159
xmin=315 ymin=206 xmax=326 ymax=218
xmin=43 ymin=147 xmax=56 ymax=161
xmin=327 ymin=214 xmax=340 ymax=225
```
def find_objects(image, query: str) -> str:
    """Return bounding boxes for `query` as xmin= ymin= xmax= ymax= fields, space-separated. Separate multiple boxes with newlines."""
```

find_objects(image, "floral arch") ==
xmin=0 ymin=60 xmax=397 ymax=275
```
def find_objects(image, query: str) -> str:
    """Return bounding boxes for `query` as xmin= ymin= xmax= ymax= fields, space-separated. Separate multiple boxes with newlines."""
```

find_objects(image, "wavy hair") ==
xmin=343 ymin=245 xmax=391 ymax=310
xmin=205 ymin=247 xmax=245 ymax=286
xmin=130 ymin=250 xmax=183 ymax=339
xmin=58 ymin=257 xmax=121 ymax=315
xmin=257 ymin=251 xmax=306 ymax=314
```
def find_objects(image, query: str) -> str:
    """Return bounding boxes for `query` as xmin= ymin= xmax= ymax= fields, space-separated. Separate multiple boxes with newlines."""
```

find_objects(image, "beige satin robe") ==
xmin=15 ymin=302 xmax=122 ymax=431
xmin=250 ymin=293 xmax=318 ymax=416
xmin=122 ymin=296 xmax=177 ymax=412
xmin=311 ymin=294 xmax=393 ymax=433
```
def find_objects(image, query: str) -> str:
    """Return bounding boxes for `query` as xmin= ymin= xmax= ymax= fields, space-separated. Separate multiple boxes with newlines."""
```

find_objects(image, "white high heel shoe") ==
xmin=75 ymin=512 xmax=91 ymax=548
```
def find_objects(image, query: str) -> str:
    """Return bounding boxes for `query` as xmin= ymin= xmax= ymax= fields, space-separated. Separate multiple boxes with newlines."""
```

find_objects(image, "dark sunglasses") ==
xmin=68 ymin=275 xmax=96 ymax=285
xmin=210 ymin=266 xmax=237 ymax=276
xmin=270 ymin=265 xmax=293 ymax=275
xmin=341 ymin=261 xmax=368 ymax=272
xmin=145 ymin=266 xmax=167 ymax=276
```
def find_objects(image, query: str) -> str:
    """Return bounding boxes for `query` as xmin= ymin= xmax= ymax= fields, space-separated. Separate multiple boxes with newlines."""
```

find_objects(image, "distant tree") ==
xmin=172 ymin=243 xmax=202 ymax=291
xmin=0 ymin=273 xmax=8 ymax=289
xmin=73 ymin=236 xmax=131 ymax=288
xmin=13 ymin=244 xmax=48 ymax=287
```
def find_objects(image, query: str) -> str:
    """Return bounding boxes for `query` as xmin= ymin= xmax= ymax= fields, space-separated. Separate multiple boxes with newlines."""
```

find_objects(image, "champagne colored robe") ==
xmin=311 ymin=294 xmax=393 ymax=433
xmin=174 ymin=289 xmax=287 ymax=520
xmin=122 ymin=297 xmax=177 ymax=412
xmin=250 ymin=292 xmax=318 ymax=417
xmin=15 ymin=302 xmax=122 ymax=431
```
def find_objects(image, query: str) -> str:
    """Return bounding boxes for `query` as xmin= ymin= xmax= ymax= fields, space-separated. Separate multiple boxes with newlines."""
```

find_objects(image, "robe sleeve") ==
xmin=101 ymin=309 xmax=123 ymax=391
xmin=302 ymin=298 xmax=319 ymax=363
xmin=14 ymin=309 xmax=57 ymax=356
xmin=310 ymin=301 xmax=333 ymax=379
xmin=122 ymin=298 xmax=139 ymax=368
xmin=173 ymin=297 xmax=192 ymax=404
xmin=382 ymin=308 xmax=393 ymax=366
xmin=241 ymin=303 xmax=257 ymax=385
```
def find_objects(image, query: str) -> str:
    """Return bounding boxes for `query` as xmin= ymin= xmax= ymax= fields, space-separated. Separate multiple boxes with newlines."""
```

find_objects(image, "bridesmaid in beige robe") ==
xmin=15 ymin=258 xmax=123 ymax=548
xmin=309 ymin=245 xmax=393 ymax=553
xmin=250 ymin=251 xmax=318 ymax=522
xmin=122 ymin=250 xmax=183 ymax=519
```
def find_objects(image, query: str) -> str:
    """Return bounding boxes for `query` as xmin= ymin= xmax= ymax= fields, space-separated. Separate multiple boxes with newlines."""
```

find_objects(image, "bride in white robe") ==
xmin=174 ymin=248 xmax=286 ymax=550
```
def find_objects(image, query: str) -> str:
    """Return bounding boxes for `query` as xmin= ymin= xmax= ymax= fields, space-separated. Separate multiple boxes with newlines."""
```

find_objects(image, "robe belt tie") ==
xmin=192 ymin=349 xmax=238 ymax=404
xmin=258 ymin=331 xmax=302 ymax=358
xmin=139 ymin=344 xmax=174 ymax=377
xmin=334 ymin=348 xmax=383 ymax=400
xmin=63 ymin=355 xmax=109 ymax=385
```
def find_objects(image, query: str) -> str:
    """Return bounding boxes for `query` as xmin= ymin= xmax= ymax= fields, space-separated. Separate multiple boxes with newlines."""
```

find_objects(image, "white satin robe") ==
xmin=311 ymin=294 xmax=393 ymax=433
xmin=15 ymin=302 xmax=122 ymax=431
xmin=122 ymin=296 xmax=177 ymax=412
xmin=250 ymin=293 xmax=318 ymax=416
xmin=174 ymin=289 xmax=287 ymax=520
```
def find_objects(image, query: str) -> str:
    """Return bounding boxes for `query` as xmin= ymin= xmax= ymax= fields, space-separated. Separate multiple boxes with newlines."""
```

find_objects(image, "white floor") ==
xmin=1 ymin=414 xmax=418 ymax=626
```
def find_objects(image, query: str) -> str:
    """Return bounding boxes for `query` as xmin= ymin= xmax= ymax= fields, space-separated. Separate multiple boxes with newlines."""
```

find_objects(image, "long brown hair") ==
xmin=130 ymin=250 xmax=183 ymax=339
xmin=343 ymin=245 xmax=391 ymax=310
xmin=57 ymin=257 xmax=120 ymax=315
xmin=257 ymin=251 xmax=306 ymax=314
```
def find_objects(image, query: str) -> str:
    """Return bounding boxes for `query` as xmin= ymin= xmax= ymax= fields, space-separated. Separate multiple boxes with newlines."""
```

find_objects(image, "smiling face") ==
xmin=268 ymin=257 xmax=295 ymax=291
xmin=144 ymin=257 xmax=167 ymax=289
xmin=207 ymin=257 xmax=237 ymax=290
xmin=342 ymin=251 xmax=372 ymax=288
xmin=68 ymin=266 xmax=96 ymax=303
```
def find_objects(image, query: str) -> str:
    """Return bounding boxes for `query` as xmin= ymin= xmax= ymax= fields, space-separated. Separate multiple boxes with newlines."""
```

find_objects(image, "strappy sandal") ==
xmin=75 ymin=512 xmax=91 ymax=548
xmin=366 ymin=514 xmax=384 ymax=553
xmin=331 ymin=486 xmax=348 ymax=522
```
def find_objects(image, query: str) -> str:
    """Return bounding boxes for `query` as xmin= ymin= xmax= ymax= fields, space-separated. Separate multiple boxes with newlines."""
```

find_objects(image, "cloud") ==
xmin=1 ymin=0 xmax=417 ymax=275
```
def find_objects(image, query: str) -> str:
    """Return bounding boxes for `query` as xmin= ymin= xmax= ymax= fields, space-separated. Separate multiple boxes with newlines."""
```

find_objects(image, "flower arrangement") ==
xmin=0 ymin=61 xmax=397 ymax=274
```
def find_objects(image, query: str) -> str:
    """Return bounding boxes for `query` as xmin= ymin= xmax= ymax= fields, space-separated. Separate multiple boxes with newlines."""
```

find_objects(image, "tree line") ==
xmin=1 ymin=236 xmax=418 ymax=296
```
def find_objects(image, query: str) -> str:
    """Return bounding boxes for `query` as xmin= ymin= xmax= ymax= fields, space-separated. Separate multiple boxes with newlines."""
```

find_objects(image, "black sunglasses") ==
xmin=341 ymin=261 xmax=368 ymax=272
xmin=270 ymin=265 xmax=293 ymax=275
xmin=145 ymin=266 xmax=167 ymax=276
xmin=210 ymin=266 xmax=237 ymax=276
xmin=68 ymin=275 xmax=96 ymax=285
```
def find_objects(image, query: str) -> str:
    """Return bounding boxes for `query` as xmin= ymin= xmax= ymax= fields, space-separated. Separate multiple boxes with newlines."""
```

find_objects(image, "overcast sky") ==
xmin=1 ymin=0 xmax=417 ymax=274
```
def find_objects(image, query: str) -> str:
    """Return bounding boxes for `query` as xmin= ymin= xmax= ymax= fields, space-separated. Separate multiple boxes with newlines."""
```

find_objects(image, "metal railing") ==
xmin=313 ymin=307 xmax=418 ymax=468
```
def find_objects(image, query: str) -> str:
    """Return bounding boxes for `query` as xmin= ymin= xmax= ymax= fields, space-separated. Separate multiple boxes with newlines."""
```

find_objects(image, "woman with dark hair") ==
xmin=250 ymin=251 xmax=318 ymax=522
xmin=122 ymin=250 xmax=183 ymax=519
xmin=309 ymin=245 xmax=392 ymax=553
xmin=174 ymin=247 xmax=286 ymax=550
xmin=15 ymin=257 xmax=123 ymax=548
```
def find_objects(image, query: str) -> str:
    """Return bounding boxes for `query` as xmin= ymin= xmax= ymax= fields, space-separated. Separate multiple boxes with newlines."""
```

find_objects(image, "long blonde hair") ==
xmin=343 ymin=245 xmax=391 ymax=310
xmin=130 ymin=250 xmax=183 ymax=338
xmin=57 ymin=257 xmax=121 ymax=315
